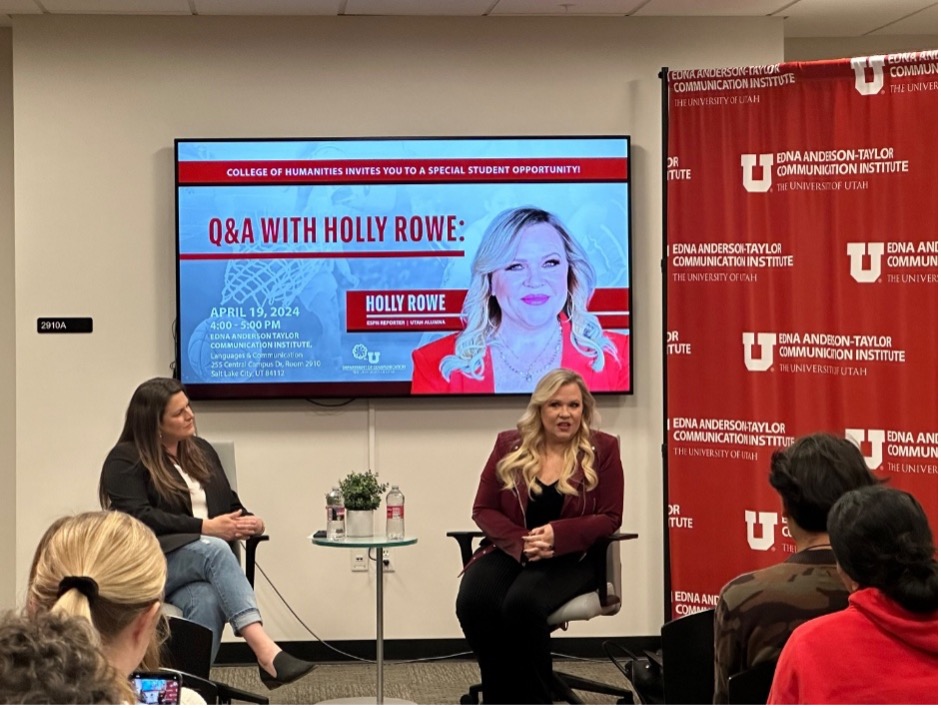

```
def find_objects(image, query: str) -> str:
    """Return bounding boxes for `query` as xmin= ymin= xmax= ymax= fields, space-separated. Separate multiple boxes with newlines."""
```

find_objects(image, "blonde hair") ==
xmin=440 ymin=207 xmax=618 ymax=381
xmin=496 ymin=368 xmax=599 ymax=497
xmin=27 ymin=512 xmax=167 ymax=704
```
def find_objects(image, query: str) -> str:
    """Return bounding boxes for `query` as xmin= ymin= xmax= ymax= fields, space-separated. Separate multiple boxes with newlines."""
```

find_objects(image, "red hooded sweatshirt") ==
xmin=769 ymin=586 xmax=938 ymax=704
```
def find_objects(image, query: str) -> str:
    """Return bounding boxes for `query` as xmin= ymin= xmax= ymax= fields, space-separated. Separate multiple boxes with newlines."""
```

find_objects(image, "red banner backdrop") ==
xmin=666 ymin=53 xmax=938 ymax=618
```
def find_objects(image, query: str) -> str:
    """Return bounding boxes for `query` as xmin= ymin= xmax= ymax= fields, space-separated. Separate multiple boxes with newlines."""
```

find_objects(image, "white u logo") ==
xmin=740 ymin=153 xmax=773 ymax=192
xmin=742 ymin=332 xmax=776 ymax=371
xmin=845 ymin=428 xmax=886 ymax=469
xmin=851 ymin=56 xmax=885 ymax=96
xmin=846 ymin=242 xmax=885 ymax=283
xmin=745 ymin=510 xmax=778 ymax=551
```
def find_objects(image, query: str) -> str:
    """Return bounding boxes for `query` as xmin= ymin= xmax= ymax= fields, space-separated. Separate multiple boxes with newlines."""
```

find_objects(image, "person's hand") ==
xmin=522 ymin=524 xmax=555 ymax=562
xmin=202 ymin=510 xmax=244 ymax=541
xmin=236 ymin=515 xmax=265 ymax=538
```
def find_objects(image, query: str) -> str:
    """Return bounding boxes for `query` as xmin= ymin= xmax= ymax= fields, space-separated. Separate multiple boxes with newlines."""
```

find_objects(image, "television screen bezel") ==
xmin=174 ymin=134 xmax=633 ymax=400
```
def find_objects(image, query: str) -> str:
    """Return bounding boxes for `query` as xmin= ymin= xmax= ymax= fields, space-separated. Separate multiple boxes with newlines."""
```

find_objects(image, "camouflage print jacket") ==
xmin=713 ymin=548 xmax=849 ymax=703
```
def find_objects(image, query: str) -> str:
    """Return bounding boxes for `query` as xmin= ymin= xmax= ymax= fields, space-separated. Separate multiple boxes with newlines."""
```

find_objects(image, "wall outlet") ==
xmin=381 ymin=548 xmax=393 ymax=572
xmin=351 ymin=549 xmax=368 ymax=572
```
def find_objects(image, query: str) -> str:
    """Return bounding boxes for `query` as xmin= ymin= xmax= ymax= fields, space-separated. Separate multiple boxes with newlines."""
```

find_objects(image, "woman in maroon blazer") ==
xmin=456 ymin=368 xmax=624 ymax=704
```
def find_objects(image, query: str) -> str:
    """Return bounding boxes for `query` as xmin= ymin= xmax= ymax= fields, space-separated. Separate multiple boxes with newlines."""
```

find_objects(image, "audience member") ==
xmin=713 ymin=433 xmax=880 ymax=702
xmin=456 ymin=368 xmax=624 ymax=703
xmin=0 ymin=609 xmax=124 ymax=704
xmin=27 ymin=511 xmax=190 ymax=704
xmin=769 ymin=486 xmax=937 ymax=703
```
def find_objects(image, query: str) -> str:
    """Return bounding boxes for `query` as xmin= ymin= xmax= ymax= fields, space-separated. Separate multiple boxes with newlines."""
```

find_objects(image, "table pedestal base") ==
xmin=318 ymin=697 xmax=415 ymax=705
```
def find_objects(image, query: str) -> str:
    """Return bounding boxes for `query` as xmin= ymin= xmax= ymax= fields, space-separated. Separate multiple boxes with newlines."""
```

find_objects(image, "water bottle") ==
xmin=385 ymin=485 xmax=405 ymax=539
xmin=326 ymin=487 xmax=346 ymax=540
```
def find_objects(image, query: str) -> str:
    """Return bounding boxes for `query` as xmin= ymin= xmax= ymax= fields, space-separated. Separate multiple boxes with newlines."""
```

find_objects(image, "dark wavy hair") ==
xmin=0 ymin=610 xmax=125 ymax=704
xmin=99 ymin=377 xmax=211 ymax=507
xmin=828 ymin=486 xmax=937 ymax=613
xmin=768 ymin=433 xmax=880 ymax=532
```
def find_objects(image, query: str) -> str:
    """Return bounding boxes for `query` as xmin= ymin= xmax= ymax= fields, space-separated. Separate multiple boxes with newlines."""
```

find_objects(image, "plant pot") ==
xmin=346 ymin=509 xmax=375 ymax=538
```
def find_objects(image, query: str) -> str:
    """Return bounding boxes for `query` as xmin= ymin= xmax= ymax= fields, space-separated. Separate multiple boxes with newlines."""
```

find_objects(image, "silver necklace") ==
xmin=493 ymin=326 xmax=563 ymax=383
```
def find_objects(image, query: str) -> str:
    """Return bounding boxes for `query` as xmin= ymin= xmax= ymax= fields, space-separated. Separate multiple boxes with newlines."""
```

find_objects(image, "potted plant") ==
xmin=338 ymin=470 xmax=388 ymax=537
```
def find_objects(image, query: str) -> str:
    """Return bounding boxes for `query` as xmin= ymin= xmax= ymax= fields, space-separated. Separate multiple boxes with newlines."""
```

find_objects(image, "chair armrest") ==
xmin=593 ymin=532 xmax=639 ymax=605
xmin=446 ymin=530 xmax=485 ymax=566
xmin=244 ymin=534 xmax=270 ymax=588
xmin=171 ymin=668 xmax=220 ymax=704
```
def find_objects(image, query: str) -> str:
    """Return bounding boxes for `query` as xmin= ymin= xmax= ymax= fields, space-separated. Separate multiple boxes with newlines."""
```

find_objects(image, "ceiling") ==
xmin=0 ymin=0 xmax=936 ymax=38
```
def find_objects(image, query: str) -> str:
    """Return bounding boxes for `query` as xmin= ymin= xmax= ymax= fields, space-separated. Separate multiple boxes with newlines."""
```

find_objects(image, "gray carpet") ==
xmin=210 ymin=659 xmax=637 ymax=704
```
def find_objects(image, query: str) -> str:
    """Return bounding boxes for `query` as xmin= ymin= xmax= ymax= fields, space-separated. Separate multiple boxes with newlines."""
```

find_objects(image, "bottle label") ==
xmin=386 ymin=505 xmax=404 ymax=519
xmin=327 ymin=506 xmax=346 ymax=521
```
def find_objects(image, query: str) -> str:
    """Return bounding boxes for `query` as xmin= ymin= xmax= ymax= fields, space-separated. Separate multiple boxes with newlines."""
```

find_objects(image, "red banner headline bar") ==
xmin=180 ymin=250 xmax=462 ymax=261
xmin=178 ymin=157 xmax=629 ymax=185
xmin=346 ymin=288 xmax=630 ymax=333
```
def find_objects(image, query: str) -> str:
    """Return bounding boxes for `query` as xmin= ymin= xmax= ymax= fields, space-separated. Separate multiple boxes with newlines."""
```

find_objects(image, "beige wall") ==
xmin=0 ymin=27 xmax=14 ymax=610
xmin=786 ymin=34 xmax=937 ymax=61
xmin=9 ymin=14 xmax=786 ymax=642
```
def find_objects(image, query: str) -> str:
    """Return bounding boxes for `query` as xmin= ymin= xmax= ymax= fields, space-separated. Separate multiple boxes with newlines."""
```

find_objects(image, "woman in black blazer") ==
xmin=99 ymin=377 xmax=314 ymax=690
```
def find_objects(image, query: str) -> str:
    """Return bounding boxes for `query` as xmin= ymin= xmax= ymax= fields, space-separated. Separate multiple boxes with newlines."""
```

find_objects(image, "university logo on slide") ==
xmin=742 ymin=332 xmax=776 ymax=371
xmin=850 ymin=55 xmax=886 ymax=95
xmin=847 ymin=242 xmax=885 ymax=283
xmin=740 ymin=153 xmax=773 ymax=192
xmin=352 ymin=343 xmax=381 ymax=364
xmin=845 ymin=427 xmax=886 ymax=469
xmin=745 ymin=510 xmax=778 ymax=551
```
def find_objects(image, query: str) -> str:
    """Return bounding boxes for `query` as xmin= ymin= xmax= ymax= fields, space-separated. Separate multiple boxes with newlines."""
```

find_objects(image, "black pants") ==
xmin=455 ymin=549 xmax=596 ymax=704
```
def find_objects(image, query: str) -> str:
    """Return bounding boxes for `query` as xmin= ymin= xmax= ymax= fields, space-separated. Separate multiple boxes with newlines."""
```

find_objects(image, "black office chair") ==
xmin=729 ymin=659 xmax=777 ymax=705
xmin=660 ymin=608 xmax=715 ymax=705
xmin=163 ymin=616 xmax=269 ymax=705
xmin=449 ymin=530 xmax=638 ymax=705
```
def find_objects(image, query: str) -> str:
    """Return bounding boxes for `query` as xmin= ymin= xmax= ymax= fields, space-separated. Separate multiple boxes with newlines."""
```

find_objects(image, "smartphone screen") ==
xmin=131 ymin=672 xmax=182 ymax=705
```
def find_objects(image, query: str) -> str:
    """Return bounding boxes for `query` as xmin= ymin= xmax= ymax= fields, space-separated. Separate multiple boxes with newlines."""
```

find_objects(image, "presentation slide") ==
xmin=176 ymin=137 xmax=631 ymax=398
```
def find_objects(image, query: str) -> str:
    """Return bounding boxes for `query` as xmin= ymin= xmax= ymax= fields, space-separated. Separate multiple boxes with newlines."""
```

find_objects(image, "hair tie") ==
xmin=57 ymin=576 xmax=99 ymax=602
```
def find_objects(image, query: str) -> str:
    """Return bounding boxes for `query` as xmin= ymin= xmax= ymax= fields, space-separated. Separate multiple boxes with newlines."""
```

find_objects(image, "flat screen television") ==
xmin=175 ymin=136 xmax=632 ymax=399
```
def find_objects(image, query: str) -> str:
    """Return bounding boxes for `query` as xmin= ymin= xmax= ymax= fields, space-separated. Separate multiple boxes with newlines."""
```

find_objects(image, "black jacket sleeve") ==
xmin=100 ymin=444 xmax=203 ymax=536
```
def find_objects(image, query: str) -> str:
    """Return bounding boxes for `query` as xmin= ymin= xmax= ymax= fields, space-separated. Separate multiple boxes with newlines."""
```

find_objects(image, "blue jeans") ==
xmin=165 ymin=536 xmax=263 ymax=661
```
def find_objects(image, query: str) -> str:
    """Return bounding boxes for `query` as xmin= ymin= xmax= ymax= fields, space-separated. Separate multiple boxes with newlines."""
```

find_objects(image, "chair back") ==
xmin=163 ymin=616 xmax=213 ymax=679
xmin=729 ymin=659 xmax=777 ymax=705
xmin=661 ymin=608 xmax=715 ymax=704
xmin=210 ymin=440 xmax=238 ymax=491
xmin=207 ymin=440 xmax=244 ymax=563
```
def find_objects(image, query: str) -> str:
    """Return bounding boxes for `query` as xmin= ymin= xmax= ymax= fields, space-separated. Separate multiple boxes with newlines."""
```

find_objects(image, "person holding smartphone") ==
xmin=99 ymin=377 xmax=316 ymax=689
xmin=26 ymin=511 xmax=202 ymax=704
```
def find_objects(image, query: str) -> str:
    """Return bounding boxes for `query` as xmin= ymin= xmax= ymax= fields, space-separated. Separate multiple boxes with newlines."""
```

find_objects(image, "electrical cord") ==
xmin=550 ymin=651 xmax=614 ymax=664
xmin=305 ymin=397 xmax=357 ymax=408
xmin=248 ymin=547 xmax=472 ymax=664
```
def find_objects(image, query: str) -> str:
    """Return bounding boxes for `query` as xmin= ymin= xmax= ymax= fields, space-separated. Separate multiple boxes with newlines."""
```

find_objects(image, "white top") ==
xmin=174 ymin=463 xmax=208 ymax=520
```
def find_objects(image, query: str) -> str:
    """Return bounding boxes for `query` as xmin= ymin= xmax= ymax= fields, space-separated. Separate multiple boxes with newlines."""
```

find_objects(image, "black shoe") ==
xmin=258 ymin=651 xmax=317 ymax=690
